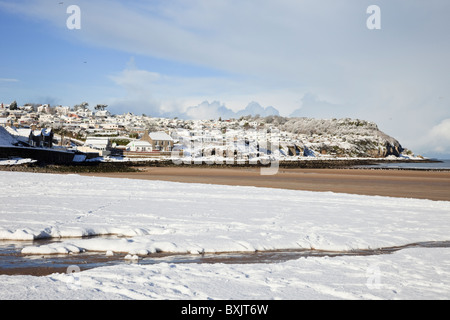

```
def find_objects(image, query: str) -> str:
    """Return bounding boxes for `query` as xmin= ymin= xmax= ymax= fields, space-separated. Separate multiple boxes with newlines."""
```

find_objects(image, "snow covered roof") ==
xmin=149 ymin=131 xmax=173 ymax=141
xmin=126 ymin=140 xmax=152 ymax=147
xmin=42 ymin=128 xmax=52 ymax=136
xmin=84 ymin=137 xmax=110 ymax=148
xmin=0 ymin=126 xmax=18 ymax=146
xmin=4 ymin=127 xmax=31 ymax=144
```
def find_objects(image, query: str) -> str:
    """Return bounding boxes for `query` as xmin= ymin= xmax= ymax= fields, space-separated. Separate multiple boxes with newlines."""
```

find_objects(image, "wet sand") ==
xmin=82 ymin=167 xmax=450 ymax=202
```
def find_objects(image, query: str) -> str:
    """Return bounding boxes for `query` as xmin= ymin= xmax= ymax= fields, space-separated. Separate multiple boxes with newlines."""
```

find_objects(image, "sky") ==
xmin=0 ymin=0 xmax=449 ymax=158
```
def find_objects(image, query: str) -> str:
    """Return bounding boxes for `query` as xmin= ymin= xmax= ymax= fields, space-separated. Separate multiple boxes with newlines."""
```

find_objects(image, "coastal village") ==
xmin=0 ymin=101 xmax=417 ymax=165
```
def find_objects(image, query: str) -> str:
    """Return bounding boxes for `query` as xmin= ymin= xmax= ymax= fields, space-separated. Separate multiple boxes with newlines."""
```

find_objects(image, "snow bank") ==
xmin=21 ymin=243 xmax=84 ymax=255
xmin=0 ymin=158 xmax=36 ymax=166
xmin=1 ymin=171 xmax=449 ymax=257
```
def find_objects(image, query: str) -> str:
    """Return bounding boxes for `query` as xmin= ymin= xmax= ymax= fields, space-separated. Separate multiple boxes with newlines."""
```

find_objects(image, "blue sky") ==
xmin=0 ymin=0 xmax=449 ymax=157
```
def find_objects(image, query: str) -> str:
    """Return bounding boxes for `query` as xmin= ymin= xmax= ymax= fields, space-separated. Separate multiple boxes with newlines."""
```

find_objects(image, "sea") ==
xmin=358 ymin=159 xmax=450 ymax=170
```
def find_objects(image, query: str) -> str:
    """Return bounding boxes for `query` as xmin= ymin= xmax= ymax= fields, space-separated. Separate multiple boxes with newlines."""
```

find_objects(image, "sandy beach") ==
xmin=81 ymin=167 xmax=450 ymax=202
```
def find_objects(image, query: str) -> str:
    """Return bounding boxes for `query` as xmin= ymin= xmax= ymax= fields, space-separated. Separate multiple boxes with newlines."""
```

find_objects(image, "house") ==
xmin=42 ymin=128 xmax=54 ymax=148
xmin=0 ymin=117 xmax=7 ymax=127
xmin=29 ymin=128 xmax=54 ymax=148
xmin=30 ymin=129 xmax=43 ymax=147
xmin=37 ymin=104 xmax=51 ymax=114
xmin=18 ymin=115 xmax=33 ymax=126
xmin=141 ymin=131 xmax=174 ymax=152
xmin=78 ymin=137 xmax=111 ymax=157
xmin=126 ymin=140 xmax=153 ymax=152
xmin=55 ymin=106 xmax=70 ymax=116
xmin=95 ymin=110 xmax=111 ymax=118
xmin=4 ymin=127 xmax=54 ymax=148
xmin=75 ymin=109 xmax=94 ymax=118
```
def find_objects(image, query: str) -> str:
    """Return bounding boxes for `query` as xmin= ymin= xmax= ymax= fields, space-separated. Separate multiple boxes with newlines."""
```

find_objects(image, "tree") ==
xmin=74 ymin=102 xmax=90 ymax=111
xmin=9 ymin=100 xmax=18 ymax=110
xmin=94 ymin=104 xmax=108 ymax=111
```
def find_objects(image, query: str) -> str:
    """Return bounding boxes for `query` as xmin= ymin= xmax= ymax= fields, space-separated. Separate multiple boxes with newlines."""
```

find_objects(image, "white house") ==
xmin=76 ymin=109 xmax=94 ymax=118
xmin=125 ymin=131 xmax=175 ymax=153
xmin=95 ymin=110 xmax=112 ymax=118
xmin=55 ymin=106 xmax=70 ymax=116
xmin=78 ymin=137 xmax=111 ymax=157
xmin=0 ymin=117 xmax=8 ymax=127
xmin=147 ymin=131 xmax=174 ymax=152
xmin=102 ymin=123 xmax=120 ymax=130
xmin=37 ymin=104 xmax=51 ymax=114
xmin=126 ymin=140 xmax=153 ymax=152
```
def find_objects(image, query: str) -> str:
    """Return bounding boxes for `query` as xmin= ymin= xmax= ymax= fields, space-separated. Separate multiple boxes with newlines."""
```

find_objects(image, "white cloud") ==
xmin=430 ymin=119 xmax=450 ymax=139
xmin=107 ymin=59 xmax=290 ymax=118
xmin=424 ymin=119 xmax=450 ymax=154
xmin=183 ymin=100 xmax=280 ymax=120
xmin=184 ymin=101 xmax=234 ymax=120
xmin=0 ymin=78 xmax=19 ymax=82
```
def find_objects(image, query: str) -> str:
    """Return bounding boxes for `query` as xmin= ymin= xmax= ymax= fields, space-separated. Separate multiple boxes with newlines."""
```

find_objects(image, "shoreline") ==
xmin=0 ymin=157 xmax=443 ymax=172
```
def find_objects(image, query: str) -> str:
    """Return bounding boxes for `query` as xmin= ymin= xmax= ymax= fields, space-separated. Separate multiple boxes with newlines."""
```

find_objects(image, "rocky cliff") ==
xmin=278 ymin=117 xmax=409 ymax=158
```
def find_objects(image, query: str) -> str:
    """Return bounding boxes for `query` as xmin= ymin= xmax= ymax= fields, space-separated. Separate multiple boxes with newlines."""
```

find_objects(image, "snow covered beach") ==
xmin=1 ymin=170 xmax=450 ymax=300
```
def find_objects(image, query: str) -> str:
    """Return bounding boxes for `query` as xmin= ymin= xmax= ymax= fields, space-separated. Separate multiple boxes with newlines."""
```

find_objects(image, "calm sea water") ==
xmin=360 ymin=159 xmax=450 ymax=170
